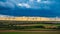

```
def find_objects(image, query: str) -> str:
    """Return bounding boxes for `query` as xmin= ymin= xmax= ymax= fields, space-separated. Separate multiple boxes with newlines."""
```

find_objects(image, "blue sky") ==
xmin=0 ymin=0 xmax=60 ymax=17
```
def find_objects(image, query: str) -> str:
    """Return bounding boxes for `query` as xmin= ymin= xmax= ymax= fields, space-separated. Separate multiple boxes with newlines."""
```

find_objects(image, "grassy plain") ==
xmin=0 ymin=31 xmax=60 ymax=34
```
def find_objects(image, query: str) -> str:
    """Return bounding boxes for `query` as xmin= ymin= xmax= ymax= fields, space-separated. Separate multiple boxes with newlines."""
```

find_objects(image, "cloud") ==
xmin=0 ymin=14 xmax=14 ymax=17
xmin=0 ymin=0 xmax=60 ymax=17
xmin=0 ymin=0 xmax=57 ymax=9
xmin=0 ymin=0 xmax=17 ymax=9
xmin=37 ymin=0 xmax=41 ymax=3
xmin=29 ymin=0 xmax=34 ymax=2
xmin=0 ymin=0 xmax=6 ymax=2
xmin=18 ymin=3 xmax=31 ymax=8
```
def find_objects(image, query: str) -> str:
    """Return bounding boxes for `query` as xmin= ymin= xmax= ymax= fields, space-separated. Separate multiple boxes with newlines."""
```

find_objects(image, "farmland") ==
xmin=0 ymin=31 xmax=60 ymax=34
xmin=0 ymin=20 xmax=60 ymax=30
xmin=0 ymin=20 xmax=60 ymax=34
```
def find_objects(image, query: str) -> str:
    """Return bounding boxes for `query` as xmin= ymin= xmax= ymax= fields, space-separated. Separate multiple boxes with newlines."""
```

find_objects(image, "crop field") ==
xmin=0 ymin=21 xmax=60 ymax=30
xmin=0 ymin=20 xmax=60 ymax=34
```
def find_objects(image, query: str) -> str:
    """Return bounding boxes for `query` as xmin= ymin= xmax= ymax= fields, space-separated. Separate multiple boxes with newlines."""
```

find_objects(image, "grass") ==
xmin=32 ymin=24 xmax=60 ymax=26
xmin=16 ymin=24 xmax=60 ymax=26
xmin=0 ymin=23 xmax=60 ymax=30
xmin=0 ymin=31 xmax=60 ymax=34
xmin=23 ymin=28 xmax=57 ymax=30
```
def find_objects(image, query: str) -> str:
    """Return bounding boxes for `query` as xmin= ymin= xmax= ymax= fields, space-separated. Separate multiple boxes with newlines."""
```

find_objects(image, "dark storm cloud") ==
xmin=0 ymin=0 xmax=60 ymax=17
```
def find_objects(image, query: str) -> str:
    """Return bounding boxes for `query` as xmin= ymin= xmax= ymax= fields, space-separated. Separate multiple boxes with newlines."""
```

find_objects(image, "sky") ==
xmin=0 ymin=0 xmax=60 ymax=17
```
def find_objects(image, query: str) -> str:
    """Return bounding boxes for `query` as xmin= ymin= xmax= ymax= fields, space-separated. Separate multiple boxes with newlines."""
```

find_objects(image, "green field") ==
xmin=0 ymin=21 xmax=60 ymax=34
xmin=0 ymin=31 xmax=60 ymax=34
xmin=0 ymin=23 xmax=60 ymax=30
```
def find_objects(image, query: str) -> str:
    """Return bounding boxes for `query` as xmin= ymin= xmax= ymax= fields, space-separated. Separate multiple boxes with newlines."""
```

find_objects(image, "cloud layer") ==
xmin=0 ymin=0 xmax=60 ymax=17
xmin=0 ymin=0 xmax=58 ymax=9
